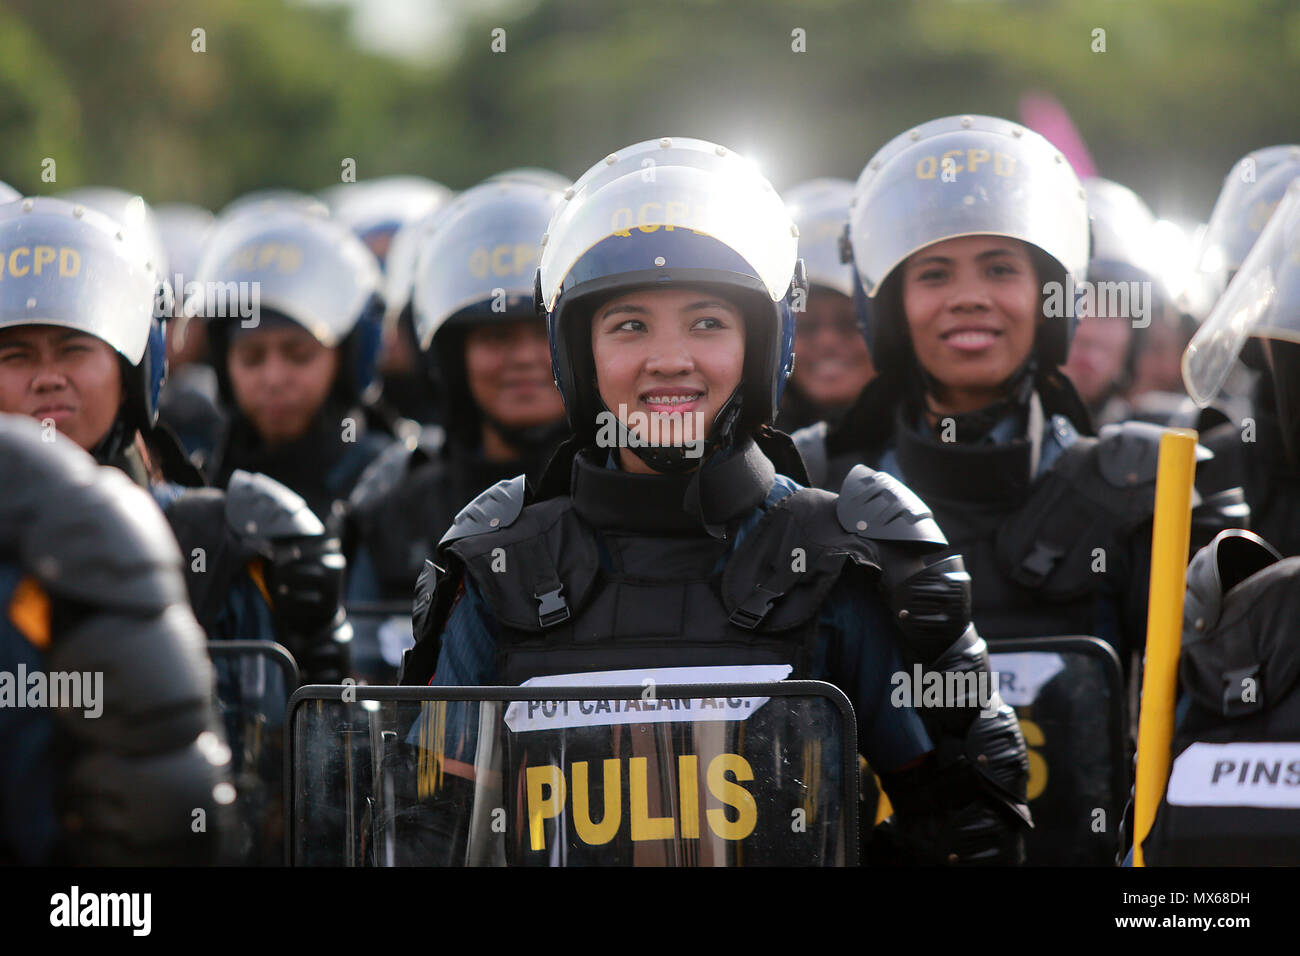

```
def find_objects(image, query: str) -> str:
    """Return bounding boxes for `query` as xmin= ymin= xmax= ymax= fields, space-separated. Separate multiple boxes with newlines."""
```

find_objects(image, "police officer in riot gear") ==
xmin=197 ymin=200 xmax=395 ymax=528
xmin=346 ymin=177 xmax=569 ymax=683
xmin=0 ymin=197 xmax=350 ymax=685
xmin=794 ymin=116 xmax=1244 ymax=660
xmin=1148 ymin=189 xmax=1300 ymax=857
xmin=775 ymin=179 xmax=875 ymax=435
xmin=1186 ymin=154 xmax=1300 ymax=555
xmin=1188 ymin=179 xmax=1300 ymax=555
xmin=401 ymin=137 xmax=1030 ymax=864
xmin=0 ymin=414 xmax=232 ymax=865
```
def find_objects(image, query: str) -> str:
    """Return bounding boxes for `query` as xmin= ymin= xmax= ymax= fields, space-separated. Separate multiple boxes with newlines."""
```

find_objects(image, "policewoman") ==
xmin=197 ymin=201 xmax=395 ymax=528
xmin=794 ymin=115 xmax=1244 ymax=662
xmin=775 ymin=178 xmax=875 ymax=435
xmin=1144 ymin=183 xmax=1300 ymax=862
xmin=0 ymin=197 xmax=349 ymax=683
xmin=401 ymin=138 xmax=1030 ymax=863
xmin=345 ymin=178 xmax=570 ymax=682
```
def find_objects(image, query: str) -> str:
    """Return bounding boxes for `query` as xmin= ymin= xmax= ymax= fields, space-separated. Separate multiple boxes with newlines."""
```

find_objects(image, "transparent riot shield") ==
xmin=207 ymin=641 xmax=299 ymax=866
xmin=987 ymin=637 xmax=1127 ymax=865
xmin=288 ymin=682 xmax=858 ymax=866
xmin=343 ymin=601 xmax=412 ymax=686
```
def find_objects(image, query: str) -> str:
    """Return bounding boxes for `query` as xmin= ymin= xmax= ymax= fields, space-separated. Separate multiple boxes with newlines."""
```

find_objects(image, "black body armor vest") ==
xmin=1145 ymin=534 xmax=1300 ymax=865
xmin=813 ymin=419 xmax=1245 ymax=660
xmin=403 ymin=437 xmax=961 ymax=688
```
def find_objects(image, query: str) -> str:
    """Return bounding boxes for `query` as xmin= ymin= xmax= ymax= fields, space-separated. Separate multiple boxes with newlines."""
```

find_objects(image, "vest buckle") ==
xmin=729 ymin=585 xmax=783 ymax=630
xmin=535 ymin=585 xmax=569 ymax=627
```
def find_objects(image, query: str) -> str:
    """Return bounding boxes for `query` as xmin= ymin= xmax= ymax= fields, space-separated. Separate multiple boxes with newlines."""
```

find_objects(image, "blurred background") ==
xmin=1 ymin=0 xmax=1297 ymax=222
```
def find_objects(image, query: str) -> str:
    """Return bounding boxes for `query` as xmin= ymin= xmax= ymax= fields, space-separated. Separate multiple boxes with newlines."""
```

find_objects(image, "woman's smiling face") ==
xmin=590 ymin=286 xmax=745 ymax=473
xmin=900 ymin=235 xmax=1042 ymax=413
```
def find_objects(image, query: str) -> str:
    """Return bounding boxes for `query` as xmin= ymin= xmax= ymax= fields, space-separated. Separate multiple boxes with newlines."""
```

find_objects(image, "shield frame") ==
xmin=285 ymin=680 xmax=859 ymax=867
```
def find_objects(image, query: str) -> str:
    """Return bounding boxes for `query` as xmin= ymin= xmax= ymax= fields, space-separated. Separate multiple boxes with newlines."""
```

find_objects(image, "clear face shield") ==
xmin=1183 ymin=181 xmax=1300 ymax=407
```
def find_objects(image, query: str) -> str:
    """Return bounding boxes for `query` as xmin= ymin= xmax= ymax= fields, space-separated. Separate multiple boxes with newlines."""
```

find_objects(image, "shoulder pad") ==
xmin=1096 ymin=421 xmax=1212 ymax=488
xmin=835 ymin=464 xmax=947 ymax=546
xmin=348 ymin=439 xmax=419 ymax=513
xmin=0 ymin=417 xmax=186 ymax=614
xmin=438 ymin=474 xmax=527 ymax=548
xmin=1184 ymin=529 xmax=1280 ymax=638
xmin=225 ymin=469 xmax=325 ymax=547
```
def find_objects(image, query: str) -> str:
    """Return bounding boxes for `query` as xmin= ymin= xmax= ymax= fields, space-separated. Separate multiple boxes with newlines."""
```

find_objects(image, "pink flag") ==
xmin=1018 ymin=92 xmax=1098 ymax=179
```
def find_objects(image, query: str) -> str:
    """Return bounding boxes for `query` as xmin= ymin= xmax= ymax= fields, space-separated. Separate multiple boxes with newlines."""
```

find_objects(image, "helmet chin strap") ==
xmin=603 ymin=386 xmax=744 ymax=474
xmin=90 ymin=414 xmax=133 ymax=467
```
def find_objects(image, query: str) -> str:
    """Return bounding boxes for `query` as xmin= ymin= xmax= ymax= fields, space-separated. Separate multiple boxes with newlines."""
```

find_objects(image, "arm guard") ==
xmin=838 ymin=465 xmax=1031 ymax=863
xmin=225 ymin=470 xmax=352 ymax=683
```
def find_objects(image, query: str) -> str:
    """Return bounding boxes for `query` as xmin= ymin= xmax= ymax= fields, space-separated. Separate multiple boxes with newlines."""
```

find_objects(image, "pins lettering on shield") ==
xmin=341 ymin=157 xmax=356 ymax=183
xmin=790 ymin=547 xmax=806 ymax=573
xmin=41 ymin=158 xmax=56 ymax=183
xmin=1242 ymin=417 xmax=1256 ymax=443
xmin=192 ymin=27 xmax=206 ymax=53
xmin=341 ymin=417 xmax=356 ymax=443
xmin=491 ymin=27 xmax=507 ymax=53
xmin=1091 ymin=28 xmax=1106 ymax=53
xmin=192 ymin=808 xmax=207 ymax=833
xmin=791 ymin=27 xmax=806 ymax=53
xmin=191 ymin=548 xmax=206 ymax=573
xmin=1092 ymin=547 xmax=1106 ymax=573
xmin=791 ymin=807 xmax=806 ymax=832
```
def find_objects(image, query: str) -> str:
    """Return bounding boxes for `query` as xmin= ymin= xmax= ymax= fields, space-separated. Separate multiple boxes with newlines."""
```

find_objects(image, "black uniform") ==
xmin=0 ymin=416 xmax=230 ymax=865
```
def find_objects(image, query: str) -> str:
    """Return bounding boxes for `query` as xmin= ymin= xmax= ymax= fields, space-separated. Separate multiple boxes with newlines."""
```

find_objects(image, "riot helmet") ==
xmin=0 ymin=197 xmax=170 ymax=457
xmin=191 ymin=202 xmax=384 ymax=406
xmin=847 ymin=115 xmax=1090 ymax=373
xmin=1185 ymin=180 xmax=1300 ymax=406
xmin=485 ymin=167 xmax=574 ymax=193
xmin=320 ymin=175 xmax=453 ymax=268
xmin=1187 ymin=145 xmax=1300 ymax=313
xmin=784 ymin=178 xmax=855 ymax=298
xmin=411 ymin=177 xmax=566 ymax=450
xmin=58 ymin=187 xmax=170 ymax=278
xmin=538 ymin=137 xmax=803 ymax=471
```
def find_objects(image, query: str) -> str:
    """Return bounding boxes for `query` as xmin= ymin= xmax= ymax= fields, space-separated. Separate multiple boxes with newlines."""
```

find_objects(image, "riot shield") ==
xmin=288 ymin=681 xmax=858 ymax=866
xmin=207 ymin=641 xmax=299 ymax=866
xmin=987 ymin=637 xmax=1127 ymax=865
xmin=343 ymin=600 xmax=412 ymax=686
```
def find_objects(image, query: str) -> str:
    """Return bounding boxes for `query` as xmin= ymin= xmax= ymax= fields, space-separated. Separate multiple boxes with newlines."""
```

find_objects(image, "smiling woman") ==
xmin=590 ymin=286 xmax=746 ymax=474
xmin=400 ymin=137 xmax=1031 ymax=867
